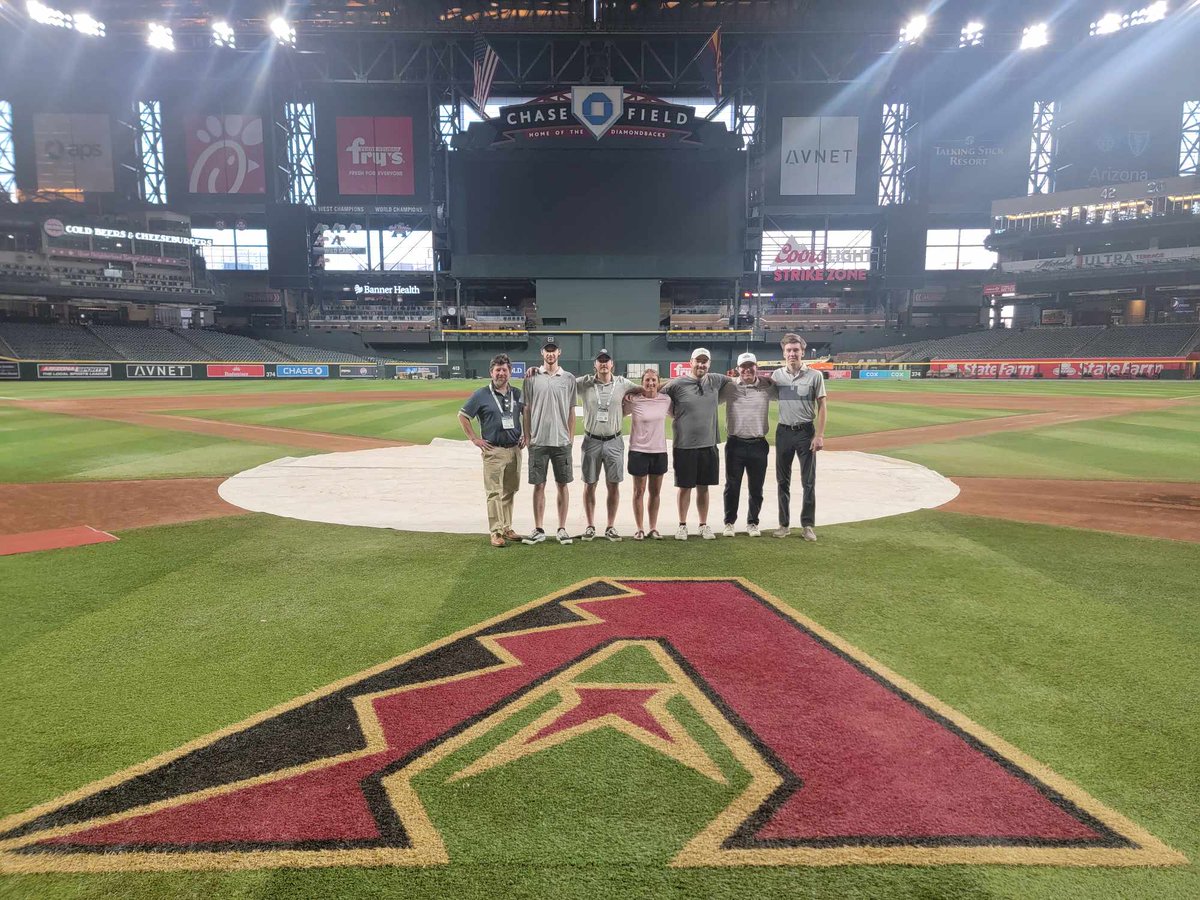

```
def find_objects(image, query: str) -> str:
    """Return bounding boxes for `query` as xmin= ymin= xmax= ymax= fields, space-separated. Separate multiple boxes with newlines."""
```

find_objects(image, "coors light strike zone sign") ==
xmin=770 ymin=240 xmax=871 ymax=283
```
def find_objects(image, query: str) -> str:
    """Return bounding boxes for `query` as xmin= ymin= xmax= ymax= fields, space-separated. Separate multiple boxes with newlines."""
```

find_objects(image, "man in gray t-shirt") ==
xmin=521 ymin=340 xmax=576 ymax=545
xmin=575 ymin=349 xmax=638 ymax=541
xmin=770 ymin=332 xmax=828 ymax=542
xmin=661 ymin=347 xmax=731 ymax=541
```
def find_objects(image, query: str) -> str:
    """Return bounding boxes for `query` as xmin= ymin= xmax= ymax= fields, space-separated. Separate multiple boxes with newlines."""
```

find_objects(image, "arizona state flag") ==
xmin=698 ymin=27 xmax=723 ymax=101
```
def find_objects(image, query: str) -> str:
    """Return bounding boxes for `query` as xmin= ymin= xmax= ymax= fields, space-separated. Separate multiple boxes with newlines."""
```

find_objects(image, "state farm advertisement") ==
xmin=207 ymin=364 xmax=265 ymax=378
xmin=336 ymin=117 xmax=415 ymax=196
xmin=931 ymin=360 xmax=1186 ymax=379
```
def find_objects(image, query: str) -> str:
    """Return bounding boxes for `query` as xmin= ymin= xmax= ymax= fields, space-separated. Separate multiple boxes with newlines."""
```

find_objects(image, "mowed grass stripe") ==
xmin=182 ymin=397 xmax=1012 ymax=444
xmin=892 ymin=406 xmax=1200 ymax=481
xmin=0 ymin=513 xmax=1196 ymax=899
xmin=0 ymin=407 xmax=315 ymax=483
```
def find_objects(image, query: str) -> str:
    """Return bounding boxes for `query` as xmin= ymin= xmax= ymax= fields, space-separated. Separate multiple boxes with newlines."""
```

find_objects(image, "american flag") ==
xmin=472 ymin=35 xmax=500 ymax=112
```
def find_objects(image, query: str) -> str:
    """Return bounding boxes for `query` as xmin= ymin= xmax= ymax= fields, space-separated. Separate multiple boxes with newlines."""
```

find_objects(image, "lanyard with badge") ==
xmin=490 ymin=385 xmax=517 ymax=431
xmin=594 ymin=380 xmax=617 ymax=427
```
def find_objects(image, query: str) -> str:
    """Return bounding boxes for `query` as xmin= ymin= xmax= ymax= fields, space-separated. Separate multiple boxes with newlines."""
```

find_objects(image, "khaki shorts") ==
xmin=528 ymin=444 xmax=574 ymax=485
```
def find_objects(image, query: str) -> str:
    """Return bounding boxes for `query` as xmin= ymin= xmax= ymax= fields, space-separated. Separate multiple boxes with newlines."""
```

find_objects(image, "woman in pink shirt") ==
xmin=622 ymin=369 xmax=673 ymax=540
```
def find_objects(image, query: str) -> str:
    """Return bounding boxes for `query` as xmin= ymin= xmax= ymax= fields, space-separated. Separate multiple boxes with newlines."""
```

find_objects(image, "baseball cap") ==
xmin=736 ymin=352 xmax=758 ymax=367
xmin=595 ymin=348 xmax=612 ymax=361
xmin=690 ymin=347 xmax=712 ymax=361
xmin=541 ymin=339 xmax=560 ymax=351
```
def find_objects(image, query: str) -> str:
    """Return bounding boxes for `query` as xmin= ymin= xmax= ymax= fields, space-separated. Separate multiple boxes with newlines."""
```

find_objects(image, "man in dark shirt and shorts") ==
xmin=458 ymin=354 xmax=527 ymax=547
xmin=661 ymin=347 xmax=731 ymax=540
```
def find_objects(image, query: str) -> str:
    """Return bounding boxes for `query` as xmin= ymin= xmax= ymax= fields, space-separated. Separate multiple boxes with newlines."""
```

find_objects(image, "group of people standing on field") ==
xmin=457 ymin=332 xmax=827 ymax=548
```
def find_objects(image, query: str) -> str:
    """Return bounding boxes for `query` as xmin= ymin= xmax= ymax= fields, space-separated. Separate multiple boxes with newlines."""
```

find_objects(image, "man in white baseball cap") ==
xmin=718 ymin=351 xmax=778 ymax=537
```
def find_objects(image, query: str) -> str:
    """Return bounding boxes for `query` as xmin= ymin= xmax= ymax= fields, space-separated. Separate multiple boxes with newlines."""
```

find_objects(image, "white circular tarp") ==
xmin=219 ymin=437 xmax=959 ymax=535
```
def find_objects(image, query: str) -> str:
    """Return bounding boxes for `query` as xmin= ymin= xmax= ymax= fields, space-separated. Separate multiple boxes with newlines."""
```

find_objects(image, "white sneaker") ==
xmin=802 ymin=526 xmax=818 ymax=542
xmin=557 ymin=528 xmax=573 ymax=545
xmin=675 ymin=525 xmax=688 ymax=541
xmin=581 ymin=525 xmax=596 ymax=542
xmin=748 ymin=524 xmax=761 ymax=538
xmin=522 ymin=528 xmax=547 ymax=545
xmin=604 ymin=526 xmax=622 ymax=542
xmin=722 ymin=524 xmax=736 ymax=538
xmin=700 ymin=524 xmax=716 ymax=540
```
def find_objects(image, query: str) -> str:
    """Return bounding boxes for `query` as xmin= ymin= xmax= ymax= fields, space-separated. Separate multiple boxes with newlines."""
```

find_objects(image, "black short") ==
xmin=672 ymin=446 xmax=719 ymax=488
xmin=628 ymin=450 xmax=668 ymax=477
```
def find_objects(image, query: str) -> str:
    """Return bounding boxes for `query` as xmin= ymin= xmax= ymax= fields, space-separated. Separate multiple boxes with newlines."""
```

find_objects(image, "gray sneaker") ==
xmin=522 ymin=528 xmax=547 ymax=545
xmin=604 ymin=526 xmax=622 ymax=542
xmin=582 ymin=525 xmax=596 ymax=542
xmin=700 ymin=524 xmax=717 ymax=540
xmin=772 ymin=526 xmax=790 ymax=539
xmin=802 ymin=526 xmax=818 ymax=542
xmin=557 ymin=528 xmax=573 ymax=545
xmin=722 ymin=523 xmax=736 ymax=538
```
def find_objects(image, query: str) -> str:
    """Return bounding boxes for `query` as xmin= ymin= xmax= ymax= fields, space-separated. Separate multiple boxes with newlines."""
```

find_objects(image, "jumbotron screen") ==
xmin=449 ymin=149 xmax=746 ymax=278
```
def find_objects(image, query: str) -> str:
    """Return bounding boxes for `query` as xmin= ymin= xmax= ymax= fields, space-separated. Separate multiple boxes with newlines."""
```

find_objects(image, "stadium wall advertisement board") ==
xmin=33 ymin=113 xmax=115 ymax=193
xmin=37 ymin=363 xmax=112 ymax=379
xmin=126 ymin=364 xmax=193 ymax=379
xmin=0 ymin=362 xmax=20 ymax=379
xmin=509 ymin=361 xmax=527 ymax=378
xmin=339 ymin=364 xmax=378 ymax=378
xmin=931 ymin=360 xmax=1187 ymax=379
xmin=184 ymin=115 xmax=266 ymax=194
xmin=336 ymin=117 xmax=415 ymax=196
xmin=207 ymin=364 xmax=265 ymax=378
xmin=778 ymin=117 xmax=859 ymax=196
xmin=858 ymin=369 xmax=911 ymax=380
xmin=275 ymin=365 xmax=329 ymax=378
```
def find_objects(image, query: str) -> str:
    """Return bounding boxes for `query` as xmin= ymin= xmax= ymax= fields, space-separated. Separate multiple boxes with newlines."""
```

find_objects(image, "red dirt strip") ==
xmin=0 ymin=478 xmax=241 ymax=535
xmin=946 ymin=478 xmax=1200 ymax=543
xmin=0 ymin=525 xmax=118 ymax=556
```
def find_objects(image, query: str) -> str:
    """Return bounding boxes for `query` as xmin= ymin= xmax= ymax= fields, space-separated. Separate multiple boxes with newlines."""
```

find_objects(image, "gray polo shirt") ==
xmin=662 ymin=373 xmax=732 ymax=449
xmin=577 ymin=374 xmax=637 ymax=438
xmin=772 ymin=365 xmax=827 ymax=425
xmin=523 ymin=367 xmax=575 ymax=447
xmin=720 ymin=379 xmax=777 ymax=438
xmin=460 ymin=384 xmax=523 ymax=446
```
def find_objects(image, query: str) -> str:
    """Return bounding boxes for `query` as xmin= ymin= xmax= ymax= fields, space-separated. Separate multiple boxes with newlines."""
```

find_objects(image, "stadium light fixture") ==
xmin=270 ymin=16 xmax=295 ymax=47
xmin=1090 ymin=2 xmax=1169 ymax=35
xmin=212 ymin=21 xmax=235 ymax=49
xmin=960 ymin=21 xmax=985 ymax=47
xmin=26 ymin=1 xmax=105 ymax=36
xmin=1020 ymin=22 xmax=1050 ymax=50
xmin=899 ymin=15 xmax=927 ymax=45
xmin=147 ymin=23 xmax=175 ymax=51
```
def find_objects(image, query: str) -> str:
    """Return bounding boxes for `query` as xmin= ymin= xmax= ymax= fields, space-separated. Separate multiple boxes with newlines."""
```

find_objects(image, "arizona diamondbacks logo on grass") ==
xmin=0 ymin=579 xmax=1184 ymax=872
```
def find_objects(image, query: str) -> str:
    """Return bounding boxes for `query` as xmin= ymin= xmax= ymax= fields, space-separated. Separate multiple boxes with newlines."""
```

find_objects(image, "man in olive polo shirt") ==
xmin=771 ymin=332 xmax=828 ymax=541
xmin=576 ymin=349 xmax=638 ymax=541
xmin=458 ymin=354 xmax=526 ymax=548
xmin=521 ymin=340 xmax=577 ymax=545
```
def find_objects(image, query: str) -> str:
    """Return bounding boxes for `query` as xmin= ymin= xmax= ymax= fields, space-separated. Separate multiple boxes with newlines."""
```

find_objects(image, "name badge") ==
xmin=501 ymin=414 xmax=516 ymax=430
xmin=596 ymin=410 xmax=610 ymax=424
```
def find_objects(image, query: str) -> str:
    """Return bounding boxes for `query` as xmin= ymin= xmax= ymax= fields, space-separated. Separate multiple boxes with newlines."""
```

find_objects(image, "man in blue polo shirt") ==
xmin=458 ymin=354 xmax=527 ymax=547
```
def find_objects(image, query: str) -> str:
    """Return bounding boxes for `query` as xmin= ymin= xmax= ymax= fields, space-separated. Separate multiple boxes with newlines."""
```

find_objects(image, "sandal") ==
xmin=633 ymin=530 xmax=645 ymax=541
xmin=648 ymin=529 xmax=663 ymax=540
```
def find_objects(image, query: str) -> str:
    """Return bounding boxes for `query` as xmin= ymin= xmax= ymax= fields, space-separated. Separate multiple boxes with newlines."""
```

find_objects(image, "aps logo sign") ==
xmin=0 ymin=579 xmax=1183 ymax=873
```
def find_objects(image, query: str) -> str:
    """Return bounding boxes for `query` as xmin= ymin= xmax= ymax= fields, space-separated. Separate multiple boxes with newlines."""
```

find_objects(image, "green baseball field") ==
xmin=1 ymin=376 xmax=1198 ymax=899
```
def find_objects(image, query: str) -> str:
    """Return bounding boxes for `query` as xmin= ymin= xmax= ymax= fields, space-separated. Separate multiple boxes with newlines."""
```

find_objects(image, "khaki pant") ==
xmin=482 ymin=445 xmax=521 ymax=535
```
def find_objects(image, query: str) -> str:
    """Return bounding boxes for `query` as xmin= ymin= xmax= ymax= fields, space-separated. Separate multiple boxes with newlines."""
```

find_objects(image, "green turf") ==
xmin=1 ymin=512 xmax=1196 ymax=899
xmin=177 ymin=396 xmax=1012 ymax=444
xmin=0 ymin=407 xmax=315 ymax=482
xmin=891 ymin=405 xmax=1200 ymax=481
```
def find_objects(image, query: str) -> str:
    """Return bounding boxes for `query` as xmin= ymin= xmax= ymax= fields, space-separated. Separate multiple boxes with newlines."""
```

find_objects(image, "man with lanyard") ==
xmin=771 ymin=333 xmax=828 ymax=541
xmin=575 ymin=349 xmax=638 ymax=541
xmin=457 ymin=354 xmax=527 ymax=548
xmin=521 ymin=340 xmax=577 ymax=545
xmin=660 ymin=347 xmax=732 ymax=540
xmin=719 ymin=352 xmax=777 ymax=538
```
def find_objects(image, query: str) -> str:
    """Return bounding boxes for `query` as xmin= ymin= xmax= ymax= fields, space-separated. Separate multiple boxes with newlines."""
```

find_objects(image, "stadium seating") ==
xmin=0 ymin=323 xmax=116 ymax=360
xmin=670 ymin=306 xmax=730 ymax=330
xmin=257 ymin=340 xmax=374 ymax=363
xmin=174 ymin=329 xmax=292 ymax=361
xmin=88 ymin=325 xmax=211 ymax=361
xmin=966 ymin=326 xmax=1105 ymax=359
xmin=1077 ymin=324 xmax=1200 ymax=358
xmin=464 ymin=307 xmax=526 ymax=330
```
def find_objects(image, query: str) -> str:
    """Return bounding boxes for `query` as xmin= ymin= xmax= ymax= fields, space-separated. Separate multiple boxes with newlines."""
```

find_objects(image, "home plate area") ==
xmin=0 ymin=579 xmax=1182 ymax=873
xmin=216 ymin=438 xmax=960 ymax=535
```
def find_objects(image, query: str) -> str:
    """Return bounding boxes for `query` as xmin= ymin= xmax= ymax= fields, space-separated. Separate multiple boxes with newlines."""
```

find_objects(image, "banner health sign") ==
xmin=336 ymin=117 xmax=415 ymax=195
xmin=779 ymin=117 xmax=858 ymax=195
xmin=275 ymin=364 xmax=329 ymax=378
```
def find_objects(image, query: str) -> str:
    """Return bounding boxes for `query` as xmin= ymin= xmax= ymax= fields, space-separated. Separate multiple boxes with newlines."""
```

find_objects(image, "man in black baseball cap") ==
xmin=576 ymin=348 xmax=637 ymax=541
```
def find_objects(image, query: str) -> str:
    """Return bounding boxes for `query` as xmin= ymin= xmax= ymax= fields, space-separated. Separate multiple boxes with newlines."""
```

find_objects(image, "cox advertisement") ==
xmin=858 ymin=369 xmax=911 ymax=380
xmin=275 ymin=364 xmax=329 ymax=379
